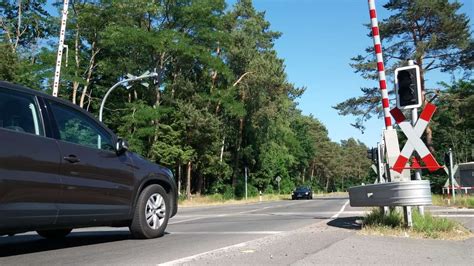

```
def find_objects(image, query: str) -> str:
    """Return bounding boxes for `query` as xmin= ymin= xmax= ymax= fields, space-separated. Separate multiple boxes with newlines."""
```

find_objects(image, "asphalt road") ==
xmin=0 ymin=197 xmax=355 ymax=264
xmin=1 ymin=197 xmax=472 ymax=265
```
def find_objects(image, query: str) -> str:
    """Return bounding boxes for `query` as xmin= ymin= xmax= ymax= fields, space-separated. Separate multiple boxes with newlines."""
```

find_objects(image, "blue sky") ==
xmin=237 ymin=0 xmax=473 ymax=148
xmin=47 ymin=0 xmax=472 ymax=147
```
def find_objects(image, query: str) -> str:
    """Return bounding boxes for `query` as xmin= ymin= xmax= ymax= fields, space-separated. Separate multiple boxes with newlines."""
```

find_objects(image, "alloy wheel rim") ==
xmin=145 ymin=193 xmax=166 ymax=229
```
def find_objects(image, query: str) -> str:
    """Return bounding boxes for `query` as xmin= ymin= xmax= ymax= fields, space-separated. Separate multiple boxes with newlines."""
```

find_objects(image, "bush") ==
xmin=264 ymin=184 xmax=275 ymax=194
xmin=207 ymin=193 xmax=225 ymax=202
xmin=221 ymin=185 xmax=235 ymax=200
xmin=279 ymin=178 xmax=296 ymax=194
xmin=468 ymin=198 xmax=474 ymax=208
xmin=234 ymin=182 xmax=259 ymax=198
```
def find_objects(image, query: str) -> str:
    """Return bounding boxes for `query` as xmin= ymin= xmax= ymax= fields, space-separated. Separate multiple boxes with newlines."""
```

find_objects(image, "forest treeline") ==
xmin=1 ymin=0 xmax=471 ymax=197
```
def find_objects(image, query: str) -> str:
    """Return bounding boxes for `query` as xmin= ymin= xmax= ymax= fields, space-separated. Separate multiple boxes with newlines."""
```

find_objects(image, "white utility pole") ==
xmin=244 ymin=167 xmax=248 ymax=200
xmin=449 ymin=148 xmax=455 ymax=202
xmin=52 ymin=0 xmax=70 ymax=97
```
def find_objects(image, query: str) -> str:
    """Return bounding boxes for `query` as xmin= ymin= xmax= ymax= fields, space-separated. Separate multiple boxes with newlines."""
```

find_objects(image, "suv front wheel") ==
xmin=130 ymin=184 xmax=170 ymax=239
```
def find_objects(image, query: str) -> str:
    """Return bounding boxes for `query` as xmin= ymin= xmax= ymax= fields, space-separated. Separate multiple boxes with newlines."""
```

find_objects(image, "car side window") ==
xmin=49 ymin=102 xmax=115 ymax=152
xmin=0 ymin=89 xmax=44 ymax=136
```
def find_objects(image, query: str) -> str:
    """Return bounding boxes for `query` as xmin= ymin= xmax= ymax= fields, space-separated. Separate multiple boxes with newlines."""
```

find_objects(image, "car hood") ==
xmin=127 ymin=151 xmax=174 ymax=180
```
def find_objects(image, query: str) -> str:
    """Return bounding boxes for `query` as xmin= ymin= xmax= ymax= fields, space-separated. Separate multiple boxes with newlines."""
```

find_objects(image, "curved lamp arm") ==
xmin=99 ymin=72 xmax=158 ymax=122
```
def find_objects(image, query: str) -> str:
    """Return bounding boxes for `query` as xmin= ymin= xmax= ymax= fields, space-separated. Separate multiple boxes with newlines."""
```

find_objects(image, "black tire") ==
xmin=37 ymin=228 xmax=72 ymax=239
xmin=129 ymin=184 xmax=170 ymax=239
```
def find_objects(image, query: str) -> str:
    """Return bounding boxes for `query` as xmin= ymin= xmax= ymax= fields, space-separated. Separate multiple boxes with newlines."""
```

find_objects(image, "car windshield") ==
xmin=295 ymin=187 xmax=310 ymax=192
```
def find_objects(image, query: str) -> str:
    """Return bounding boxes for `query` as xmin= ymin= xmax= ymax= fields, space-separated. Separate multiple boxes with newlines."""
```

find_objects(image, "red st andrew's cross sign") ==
xmin=390 ymin=103 xmax=442 ymax=173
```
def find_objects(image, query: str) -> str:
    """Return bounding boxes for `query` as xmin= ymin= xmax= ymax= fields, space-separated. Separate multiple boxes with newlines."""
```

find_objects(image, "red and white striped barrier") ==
xmin=368 ymin=0 xmax=392 ymax=129
xmin=390 ymin=103 xmax=441 ymax=173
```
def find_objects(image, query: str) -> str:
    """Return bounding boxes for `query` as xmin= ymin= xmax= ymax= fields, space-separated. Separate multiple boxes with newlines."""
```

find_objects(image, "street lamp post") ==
xmin=99 ymin=72 xmax=158 ymax=122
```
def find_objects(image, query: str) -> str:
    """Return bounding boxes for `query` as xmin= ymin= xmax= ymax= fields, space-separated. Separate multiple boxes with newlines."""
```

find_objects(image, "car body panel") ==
xmin=0 ymin=81 xmax=177 ymax=235
xmin=0 ymin=87 xmax=62 ymax=231
xmin=55 ymin=141 xmax=135 ymax=220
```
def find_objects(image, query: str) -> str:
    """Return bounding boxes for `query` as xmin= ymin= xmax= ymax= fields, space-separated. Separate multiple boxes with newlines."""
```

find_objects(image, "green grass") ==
xmin=364 ymin=208 xmax=403 ymax=228
xmin=412 ymin=211 xmax=456 ymax=238
xmin=432 ymin=194 xmax=474 ymax=208
xmin=178 ymin=193 xmax=289 ymax=206
xmin=362 ymin=208 xmax=471 ymax=240
xmin=177 ymin=191 xmax=348 ymax=207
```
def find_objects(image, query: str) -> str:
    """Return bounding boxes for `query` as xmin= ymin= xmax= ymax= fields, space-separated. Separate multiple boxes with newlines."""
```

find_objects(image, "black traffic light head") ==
xmin=444 ymin=152 xmax=451 ymax=167
xmin=395 ymin=65 xmax=422 ymax=109
xmin=367 ymin=147 xmax=377 ymax=163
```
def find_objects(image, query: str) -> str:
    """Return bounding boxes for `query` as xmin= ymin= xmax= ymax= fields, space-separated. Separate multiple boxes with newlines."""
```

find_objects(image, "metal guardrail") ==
xmin=348 ymin=180 xmax=432 ymax=207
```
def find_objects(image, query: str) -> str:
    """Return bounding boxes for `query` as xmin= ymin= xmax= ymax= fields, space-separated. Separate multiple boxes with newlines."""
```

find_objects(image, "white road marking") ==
xmin=331 ymin=200 xmax=350 ymax=219
xmin=169 ymin=231 xmax=283 ymax=235
xmin=158 ymin=200 xmax=349 ymax=266
xmin=433 ymin=214 xmax=474 ymax=218
xmin=174 ymin=210 xmax=366 ymax=218
xmin=158 ymin=241 xmax=250 ymax=266
xmin=269 ymin=211 xmax=366 ymax=216
xmin=169 ymin=201 xmax=312 ymax=225
xmin=168 ymin=217 xmax=208 ymax=225
xmin=428 ymin=209 xmax=474 ymax=213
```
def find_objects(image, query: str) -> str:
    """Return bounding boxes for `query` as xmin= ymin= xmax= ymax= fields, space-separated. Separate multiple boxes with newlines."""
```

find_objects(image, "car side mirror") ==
xmin=116 ymin=138 xmax=129 ymax=155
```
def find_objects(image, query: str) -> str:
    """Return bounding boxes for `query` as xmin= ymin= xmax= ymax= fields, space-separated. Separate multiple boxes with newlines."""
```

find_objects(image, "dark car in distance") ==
xmin=292 ymin=186 xmax=313 ymax=200
xmin=0 ymin=81 xmax=177 ymax=239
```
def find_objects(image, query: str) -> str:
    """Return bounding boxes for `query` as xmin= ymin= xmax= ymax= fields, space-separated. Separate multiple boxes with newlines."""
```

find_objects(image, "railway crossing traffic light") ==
xmin=395 ymin=65 xmax=422 ymax=109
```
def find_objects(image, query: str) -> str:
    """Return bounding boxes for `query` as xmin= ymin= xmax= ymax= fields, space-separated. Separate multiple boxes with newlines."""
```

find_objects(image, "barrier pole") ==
xmin=368 ymin=0 xmax=392 ymax=130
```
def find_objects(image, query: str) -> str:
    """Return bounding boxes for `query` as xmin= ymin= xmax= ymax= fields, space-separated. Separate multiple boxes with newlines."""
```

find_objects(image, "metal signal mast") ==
xmin=52 ymin=0 xmax=70 ymax=97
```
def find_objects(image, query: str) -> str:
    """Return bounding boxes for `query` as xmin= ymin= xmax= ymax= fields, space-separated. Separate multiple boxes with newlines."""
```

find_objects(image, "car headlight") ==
xmin=305 ymin=192 xmax=309 ymax=195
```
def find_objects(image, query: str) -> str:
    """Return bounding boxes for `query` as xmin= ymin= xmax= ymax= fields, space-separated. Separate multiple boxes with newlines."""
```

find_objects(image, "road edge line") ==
xmin=331 ymin=200 xmax=349 ymax=219
xmin=157 ymin=240 xmax=251 ymax=266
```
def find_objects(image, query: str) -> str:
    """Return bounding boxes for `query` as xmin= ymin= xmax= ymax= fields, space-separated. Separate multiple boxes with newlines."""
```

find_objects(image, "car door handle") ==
xmin=63 ymin=155 xmax=80 ymax=163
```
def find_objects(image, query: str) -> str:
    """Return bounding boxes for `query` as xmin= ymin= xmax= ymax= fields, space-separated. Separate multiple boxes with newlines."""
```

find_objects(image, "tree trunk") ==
xmin=229 ymin=72 xmax=253 ymax=187
xmin=417 ymin=57 xmax=435 ymax=153
xmin=71 ymin=9 xmax=80 ymax=105
xmin=14 ymin=0 xmax=23 ymax=51
xmin=219 ymin=136 xmax=225 ymax=162
xmin=80 ymin=41 xmax=98 ymax=108
xmin=196 ymin=174 xmax=203 ymax=196
xmin=177 ymin=163 xmax=182 ymax=196
xmin=186 ymin=161 xmax=192 ymax=199
xmin=232 ymin=118 xmax=244 ymax=187
xmin=85 ymin=89 xmax=93 ymax=111
xmin=152 ymin=53 xmax=166 ymax=147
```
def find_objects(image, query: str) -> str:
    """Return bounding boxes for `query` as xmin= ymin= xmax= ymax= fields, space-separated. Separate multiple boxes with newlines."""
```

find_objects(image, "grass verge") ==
xmin=431 ymin=194 xmax=474 ymax=208
xmin=361 ymin=208 xmax=472 ymax=240
xmin=178 ymin=192 xmax=347 ymax=207
xmin=178 ymin=194 xmax=289 ymax=207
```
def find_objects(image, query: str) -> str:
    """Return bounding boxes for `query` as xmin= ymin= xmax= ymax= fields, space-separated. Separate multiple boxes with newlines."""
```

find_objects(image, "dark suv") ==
xmin=0 ymin=81 xmax=177 ymax=239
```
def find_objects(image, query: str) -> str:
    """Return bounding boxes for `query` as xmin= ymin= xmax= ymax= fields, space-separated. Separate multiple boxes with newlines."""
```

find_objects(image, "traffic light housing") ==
xmin=367 ymin=147 xmax=377 ymax=163
xmin=395 ymin=65 xmax=422 ymax=109
xmin=444 ymin=152 xmax=451 ymax=167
